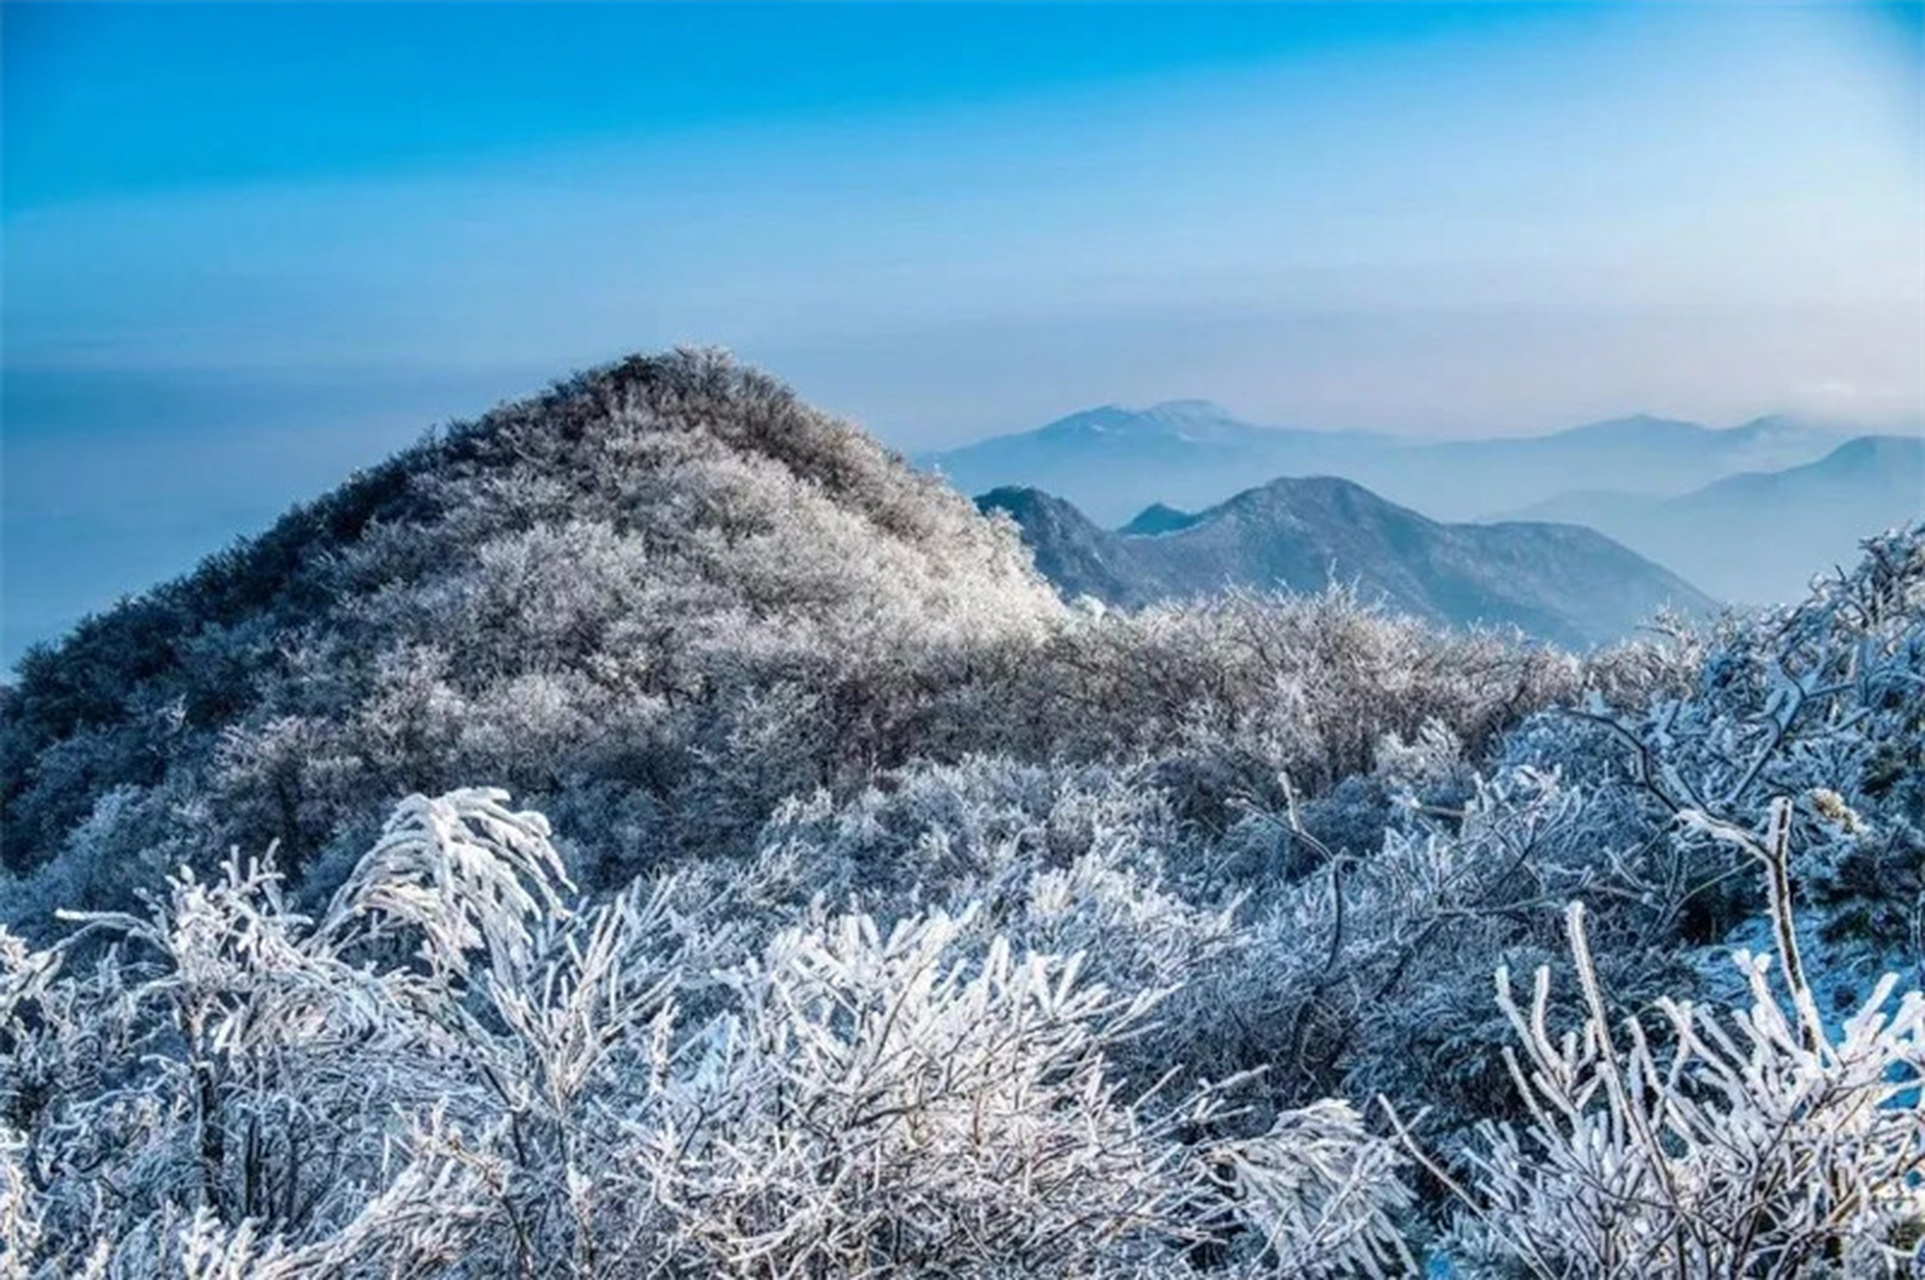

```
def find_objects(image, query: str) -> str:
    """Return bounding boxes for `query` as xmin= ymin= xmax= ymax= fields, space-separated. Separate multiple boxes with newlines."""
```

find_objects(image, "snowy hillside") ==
xmin=3 ymin=355 xmax=1922 ymax=1276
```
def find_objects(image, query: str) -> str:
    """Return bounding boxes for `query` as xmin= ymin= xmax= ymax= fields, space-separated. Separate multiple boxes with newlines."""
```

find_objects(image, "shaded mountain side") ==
xmin=1508 ymin=435 xmax=1925 ymax=605
xmin=974 ymin=487 xmax=1145 ymax=606
xmin=927 ymin=402 xmax=1854 ymax=524
xmin=981 ymin=475 xmax=1715 ymax=648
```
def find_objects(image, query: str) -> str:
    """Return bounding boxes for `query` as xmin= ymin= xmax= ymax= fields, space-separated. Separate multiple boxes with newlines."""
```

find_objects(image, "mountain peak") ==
xmin=977 ymin=484 xmax=1087 ymax=525
xmin=3 ymin=349 xmax=1067 ymax=882
xmin=1040 ymin=399 xmax=1244 ymax=433
xmin=1222 ymin=473 xmax=1393 ymax=518
xmin=1724 ymin=412 xmax=1859 ymax=442
xmin=1509 ymin=432 xmax=1922 ymax=603
xmin=1781 ymin=432 xmax=1921 ymax=478
xmin=1119 ymin=502 xmax=1200 ymax=536
xmin=1143 ymin=398 xmax=1236 ymax=420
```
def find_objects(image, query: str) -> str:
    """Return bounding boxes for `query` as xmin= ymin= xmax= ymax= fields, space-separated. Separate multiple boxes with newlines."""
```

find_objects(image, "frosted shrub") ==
xmin=318 ymin=788 xmax=574 ymax=982
xmin=1548 ymin=524 xmax=1925 ymax=957
xmin=1204 ymin=768 xmax=1591 ymax=1112
xmin=0 ymin=789 xmax=1419 ymax=1277
xmin=1215 ymin=1099 xmax=1415 ymax=1276
xmin=631 ymin=903 xmax=1413 ymax=1278
xmin=0 ymin=789 xmax=607 ymax=1275
xmin=1020 ymin=843 xmax=1241 ymax=999
xmin=0 ymin=1125 xmax=41 ymax=1274
xmin=1401 ymin=798 xmax=1925 ymax=1277
xmin=637 ymin=909 xmax=1179 ymax=1274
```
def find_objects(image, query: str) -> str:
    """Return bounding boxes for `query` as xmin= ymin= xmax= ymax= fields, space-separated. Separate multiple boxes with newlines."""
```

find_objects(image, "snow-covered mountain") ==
xmin=981 ymin=474 xmax=1714 ymax=649
xmin=6 ymin=352 xmax=1922 ymax=1278
xmin=0 ymin=350 xmax=1063 ymax=893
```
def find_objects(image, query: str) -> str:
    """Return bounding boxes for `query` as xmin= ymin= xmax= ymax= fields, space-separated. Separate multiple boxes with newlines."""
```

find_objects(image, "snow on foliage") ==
xmin=1 ymin=789 xmax=1414 ymax=1277
xmin=0 ymin=349 xmax=1919 ymax=1273
xmin=1398 ymin=799 xmax=1925 ymax=1277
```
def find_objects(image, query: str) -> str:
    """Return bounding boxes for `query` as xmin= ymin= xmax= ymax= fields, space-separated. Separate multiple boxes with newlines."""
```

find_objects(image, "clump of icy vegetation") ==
xmin=2 ymin=353 xmax=1921 ymax=1274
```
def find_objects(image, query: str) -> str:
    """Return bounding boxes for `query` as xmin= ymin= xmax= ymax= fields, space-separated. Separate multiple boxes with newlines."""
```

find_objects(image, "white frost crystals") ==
xmin=13 ymin=779 xmax=1920 ymax=1275
xmin=7 ymin=516 xmax=1925 ymax=1275
xmin=0 ymin=788 xmax=1414 ymax=1277
xmin=1395 ymin=797 xmax=1925 ymax=1278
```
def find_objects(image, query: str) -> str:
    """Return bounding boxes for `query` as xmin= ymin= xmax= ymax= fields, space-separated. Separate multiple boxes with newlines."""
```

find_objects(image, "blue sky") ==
xmin=3 ymin=1 xmax=1922 ymax=663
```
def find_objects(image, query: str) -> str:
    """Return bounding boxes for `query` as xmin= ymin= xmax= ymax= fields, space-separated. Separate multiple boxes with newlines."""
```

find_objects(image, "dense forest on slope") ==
xmin=0 ymin=350 xmax=1062 ymax=903
xmin=3 ymin=353 xmax=1923 ymax=1276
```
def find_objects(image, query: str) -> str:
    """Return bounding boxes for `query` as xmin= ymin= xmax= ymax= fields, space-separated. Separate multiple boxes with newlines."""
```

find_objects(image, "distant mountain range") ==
xmin=1505 ymin=435 xmax=1925 ymax=604
xmin=926 ymin=402 xmax=1866 ymax=525
xmin=925 ymin=401 xmax=1919 ymax=606
xmin=927 ymin=400 xmax=1391 ymax=525
xmin=981 ymin=475 xmax=1714 ymax=649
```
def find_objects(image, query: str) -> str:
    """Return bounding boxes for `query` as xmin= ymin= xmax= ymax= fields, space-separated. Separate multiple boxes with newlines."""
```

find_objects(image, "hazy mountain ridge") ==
xmin=1508 ymin=434 xmax=1925 ymax=604
xmin=981 ymin=474 xmax=1714 ymax=648
xmin=924 ymin=402 xmax=1861 ymax=527
xmin=925 ymin=400 xmax=1386 ymax=525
